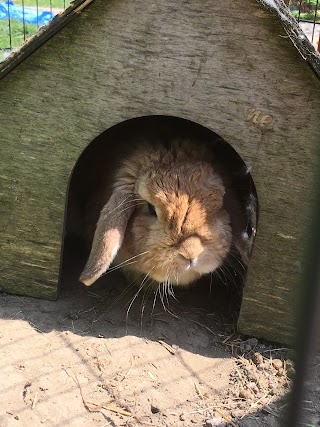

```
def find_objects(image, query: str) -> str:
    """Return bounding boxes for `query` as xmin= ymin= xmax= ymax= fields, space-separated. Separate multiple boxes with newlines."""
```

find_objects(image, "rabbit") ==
xmin=78 ymin=137 xmax=255 ymax=288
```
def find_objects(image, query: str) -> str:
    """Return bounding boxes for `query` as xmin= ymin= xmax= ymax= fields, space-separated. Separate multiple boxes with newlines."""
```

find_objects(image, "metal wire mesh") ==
xmin=0 ymin=1 xmax=320 ymax=63
xmin=286 ymin=0 xmax=320 ymax=50
xmin=0 ymin=0 xmax=72 ymax=62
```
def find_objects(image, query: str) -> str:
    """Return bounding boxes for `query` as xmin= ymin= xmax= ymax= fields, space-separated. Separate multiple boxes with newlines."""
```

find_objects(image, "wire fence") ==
xmin=0 ymin=0 xmax=319 ymax=63
xmin=286 ymin=0 xmax=320 ymax=50
xmin=0 ymin=1 xmax=72 ymax=61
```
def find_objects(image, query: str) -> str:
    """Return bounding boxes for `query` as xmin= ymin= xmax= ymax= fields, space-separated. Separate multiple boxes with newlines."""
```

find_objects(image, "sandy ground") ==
xmin=0 ymin=246 xmax=319 ymax=427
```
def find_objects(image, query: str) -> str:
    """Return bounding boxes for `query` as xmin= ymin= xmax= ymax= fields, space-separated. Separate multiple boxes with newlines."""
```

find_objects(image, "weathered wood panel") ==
xmin=0 ymin=0 xmax=319 ymax=341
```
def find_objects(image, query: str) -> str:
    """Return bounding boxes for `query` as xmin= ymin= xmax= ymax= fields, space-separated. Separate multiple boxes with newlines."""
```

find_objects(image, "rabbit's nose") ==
xmin=180 ymin=254 xmax=198 ymax=268
xmin=178 ymin=236 xmax=204 ymax=265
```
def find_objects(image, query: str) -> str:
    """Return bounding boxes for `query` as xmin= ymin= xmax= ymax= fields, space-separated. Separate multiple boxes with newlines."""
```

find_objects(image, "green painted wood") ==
xmin=0 ymin=0 xmax=319 ymax=341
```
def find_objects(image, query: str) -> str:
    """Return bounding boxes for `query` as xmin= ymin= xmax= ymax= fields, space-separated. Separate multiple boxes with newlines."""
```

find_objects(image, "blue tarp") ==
xmin=0 ymin=1 xmax=55 ymax=26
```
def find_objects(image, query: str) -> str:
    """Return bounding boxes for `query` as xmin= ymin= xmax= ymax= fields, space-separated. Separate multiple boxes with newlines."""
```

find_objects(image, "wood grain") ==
xmin=0 ymin=0 xmax=319 ymax=341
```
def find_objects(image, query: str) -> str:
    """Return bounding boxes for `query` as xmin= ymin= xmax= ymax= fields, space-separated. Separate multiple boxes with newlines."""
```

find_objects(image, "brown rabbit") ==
xmin=79 ymin=138 xmax=237 ymax=287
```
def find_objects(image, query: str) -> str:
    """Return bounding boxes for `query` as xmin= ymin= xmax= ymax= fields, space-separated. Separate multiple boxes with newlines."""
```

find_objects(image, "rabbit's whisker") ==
xmin=209 ymin=272 xmax=213 ymax=294
xmin=164 ymin=279 xmax=170 ymax=309
xmin=117 ymin=202 xmax=146 ymax=216
xmin=251 ymin=241 xmax=266 ymax=255
xmin=214 ymin=269 xmax=228 ymax=287
xmin=151 ymin=286 xmax=159 ymax=316
xmin=109 ymin=197 xmax=144 ymax=215
xmin=107 ymin=195 xmax=132 ymax=215
xmin=159 ymin=283 xmax=166 ymax=313
xmin=158 ymin=280 xmax=177 ymax=318
xmin=140 ymin=281 xmax=156 ymax=330
xmin=101 ymin=260 xmax=139 ymax=275
xmin=104 ymin=251 xmax=150 ymax=274
xmin=163 ymin=268 xmax=169 ymax=306
xmin=227 ymin=250 xmax=246 ymax=273
xmin=126 ymin=267 xmax=155 ymax=324
xmin=92 ymin=275 xmax=142 ymax=323
xmin=169 ymin=281 xmax=178 ymax=302
xmin=223 ymin=254 xmax=247 ymax=280
xmin=216 ymin=260 xmax=244 ymax=289
xmin=218 ymin=266 xmax=236 ymax=286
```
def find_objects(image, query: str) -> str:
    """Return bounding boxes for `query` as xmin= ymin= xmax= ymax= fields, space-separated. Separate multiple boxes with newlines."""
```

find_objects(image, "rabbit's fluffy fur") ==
xmin=80 ymin=139 xmax=234 ymax=287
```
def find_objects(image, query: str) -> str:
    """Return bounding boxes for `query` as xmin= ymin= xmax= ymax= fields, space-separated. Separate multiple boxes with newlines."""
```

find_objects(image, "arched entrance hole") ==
xmin=60 ymin=116 xmax=258 ymax=321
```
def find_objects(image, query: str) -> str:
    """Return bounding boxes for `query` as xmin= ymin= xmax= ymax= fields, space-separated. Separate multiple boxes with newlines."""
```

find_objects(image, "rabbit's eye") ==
xmin=246 ymin=224 xmax=253 ymax=239
xmin=242 ymin=224 xmax=256 ymax=241
xmin=148 ymin=203 xmax=157 ymax=216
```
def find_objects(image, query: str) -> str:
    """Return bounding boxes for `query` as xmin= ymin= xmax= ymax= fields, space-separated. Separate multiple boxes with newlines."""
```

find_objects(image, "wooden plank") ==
xmin=0 ymin=0 xmax=95 ymax=80
xmin=0 ymin=0 xmax=319 ymax=341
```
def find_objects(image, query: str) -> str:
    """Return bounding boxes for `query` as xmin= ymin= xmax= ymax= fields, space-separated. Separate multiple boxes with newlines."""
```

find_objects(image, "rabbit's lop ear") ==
xmin=79 ymin=191 xmax=135 ymax=286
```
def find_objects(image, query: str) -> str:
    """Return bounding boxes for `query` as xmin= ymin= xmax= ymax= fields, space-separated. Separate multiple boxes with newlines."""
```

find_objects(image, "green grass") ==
xmin=0 ymin=1 xmax=72 ymax=59
xmin=291 ymin=10 xmax=320 ymax=21
xmin=14 ymin=1 xmax=73 ymax=9
xmin=290 ymin=0 xmax=320 ymax=21
xmin=0 ymin=19 xmax=38 ymax=54
xmin=290 ymin=0 xmax=319 ymax=6
xmin=0 ymin=1 xmax=317 ymax=62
